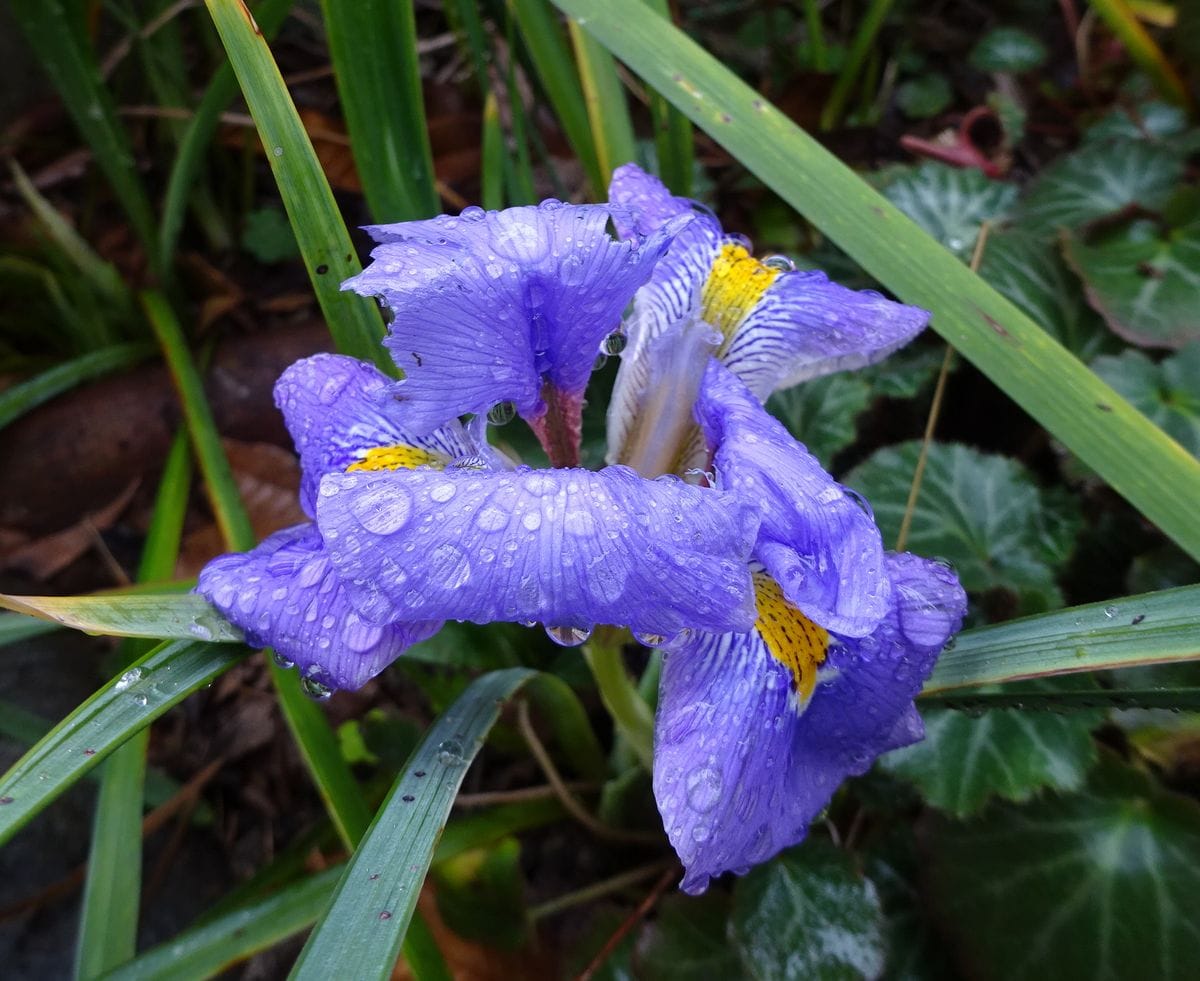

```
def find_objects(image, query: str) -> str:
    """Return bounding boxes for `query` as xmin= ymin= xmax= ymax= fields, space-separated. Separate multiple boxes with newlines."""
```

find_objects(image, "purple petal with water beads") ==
xmin=197 ymin=523 xmax=441 ymax=692
xmin=314 ymin=464 xmax=760 ymax=638
xmin=696 ymin=361 xmax=889 ymax=637
xmin=340 ymin=201 xmax=686 ymax=446
xmin=653 ymin=551 xmax=965 ymax=894
xmin=274 ymin=354 xmax=476 ymax=516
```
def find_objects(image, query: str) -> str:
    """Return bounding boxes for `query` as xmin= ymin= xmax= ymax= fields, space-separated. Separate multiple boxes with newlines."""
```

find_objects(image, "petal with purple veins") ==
xmin=315 ymin=464 xmax=760 ymax=637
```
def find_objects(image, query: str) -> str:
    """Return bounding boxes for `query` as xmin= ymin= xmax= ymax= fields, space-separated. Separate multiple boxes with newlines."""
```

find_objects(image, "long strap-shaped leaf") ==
xmin=204 ymin=0 xmax=388 ymax=370
xmin=8 ymin=586 xmax=1197 ymax=694
xmin=290 ymin=668 xmax=536 ymax=980
xmin=0 ymin=640 xmax=248 ymax=847
xmin=926 ymin=585 xmax=1200 ymax=693
xmin=553 ymin=0 xmax=1200 ymax=564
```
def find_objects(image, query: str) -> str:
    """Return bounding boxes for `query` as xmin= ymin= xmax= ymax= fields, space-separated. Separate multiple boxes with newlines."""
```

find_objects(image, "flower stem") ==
xmin=583 ymin=629 xmax=655 ymax=770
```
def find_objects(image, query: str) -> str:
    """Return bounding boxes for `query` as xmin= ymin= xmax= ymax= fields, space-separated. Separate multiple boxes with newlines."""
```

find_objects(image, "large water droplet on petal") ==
xmin=634 ymin=632 xmax=666 ymax=648
xmin=546 ymin=624 xmax=591 ymax=647
xmin=685 ymin=766 xmax=722 ymax=813
xmin=602 ymin=329 xmax=627 ymax=355
xmin=487 ymin=401 xmax=516 ymax=425
xmin=300 ymin=671 xmax=333 ymax=701
xmin=273 ymin=651 xmax=295 ymax=670
xmin=762 ymin=253 xmax=796 ymax=272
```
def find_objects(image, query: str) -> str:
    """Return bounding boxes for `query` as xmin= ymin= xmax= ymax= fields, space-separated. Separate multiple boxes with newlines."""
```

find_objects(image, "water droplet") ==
xmin=272 ymin=145 xmax=283 ymax=157
xmin=593 ymin=352 xmax=609 ymax=370
xmin=634 ymin=632 xmax=666 ymax=648
xmin=762 ymin=254 xmax=796 ymax=272
xmin=132 ymin=694 xmax=148 ymax=707
xmin=685 ymin=766 xmax=722 ymax=813
xmin=1104 ymin=605 xmax=1118 ymax=619
xmin=602 ymin=329 xmax=627 ymax=355
xmin=273 ymin=651 xmax=295 ymax=669
xmin=368 ymin=872 xmax=380 ymax=880
xmin=114 ymin=668 xmax=143 ymax=693
xmin=437 ymin=740 xmax=466 ymax=766
xmin=546 ymin=624 xmax=591 ymax=647
xmin=487 ymin=401 xmax=516 ymax=425
xmin=300 ymin=674 xmax=333 ymax=701
xmin=188 ymin=619 xmax=213 ymax=641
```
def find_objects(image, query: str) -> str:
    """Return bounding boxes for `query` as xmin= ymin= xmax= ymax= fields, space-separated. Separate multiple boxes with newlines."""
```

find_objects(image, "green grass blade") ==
xmin=819 ymin=0 xmax=894 ymax=130
xmin=553 ymin=0 xmax=1200 ymax=564
xmin=290 ymin=668 xmax=536 ymax=981
xmin=641 ymin=0 xmax=693 ymax=195
xmin=0 ymin=640 xmax=248 ymax=847
xmin=76 ymin=432 xmax=194 ymax=980
xmin=204 ymin=0 xmax=388 ymax=369
xmin=0 ymin=613 xmax=60 ymax=647
xmin=9 ymin=161 xmax=130 ymax=313
xmin=160 ymin=0 xmax=294 ymax=265
xmin=0 ymin=592 xmax=242 ymax=642
xmin=924 ymin=585 xmax=1200 ymax=693
xmin=8 ymin=1 xmax=161 ymax=271
xmin=481 ymin=92 xmax=505 ymax=211
xmin=1089 ymin=0 xmax=1189 ymax=106
xmin=0 ymin=343 xmax=152 ymax=432
xmin=319 ymin=0 xmax=439 ymax=221
xmin=142 ymin=291 xmax=256 ymax=551
xmin=103 ymin=867 xmax=343 ymax=981
xmin=510 ymin=0 xmax=604 ymax=194
xmin=568 ymin=20 xmax=638 ymax=186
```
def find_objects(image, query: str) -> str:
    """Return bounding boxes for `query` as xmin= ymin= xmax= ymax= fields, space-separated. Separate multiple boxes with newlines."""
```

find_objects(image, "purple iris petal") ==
xmin=608 ymin=164 xmax=929 ymax=402
xmin=696 ymin=361 xmax=889 ymax=637
xmin=197 ymin=524 xmax=441 ymax=691
xmin=315 ymin=464 xmax=760 ymax=636
xmin=654 ymin=552 xmax=965 ymax=893
xmin=274 ymin=354 xmax=475 ymax=515
xmin=719 ymin=270 xmax=930 ymax=401
xmin=341 ymin=201 xmax=684 ymax=434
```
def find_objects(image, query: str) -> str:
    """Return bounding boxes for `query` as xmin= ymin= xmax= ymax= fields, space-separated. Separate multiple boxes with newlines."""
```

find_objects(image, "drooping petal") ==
xmin=608 ymin=162 xmax=694 ymax=237
xmin=717 ymin=259 xmax=931 ymax=400
xmin=197 ymin=523 xmax=440 ymax=691
xmin=274 ymin=354 xmax=475 ymax=515
xmin=696 ymin=361 xmax=889 ymax=637
xmin=653 ymin=555 xmax=965 ymax=893
xmin=341 ymin=201 xmax=683 ymax=434
xmin=314 ymin=464 xmax=760 ymax=637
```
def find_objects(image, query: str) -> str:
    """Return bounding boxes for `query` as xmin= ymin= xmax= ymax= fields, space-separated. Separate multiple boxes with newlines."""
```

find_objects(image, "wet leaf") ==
xmin=845 ymin=442 xmax=1080 ymax=609
xmin=1064 ymin=219 xmax=1200 ymax=349
xmin=895 ymin=75 xmax=952 ymax=119
xmin=923 ymin=757 xmax=1200 ymax=981
xmin=885 ymin=679 xmax=1103 ymax=817
xmin=879 ymin=162 xmax=1017 ymax=260
xmin=730 ymin=840 xmax=886 ymax=980
xmin=767 ymin=373 xmax=872 ymax=467
xmin=634 ymin=892 xmax=745 ymax=980
xmin=1014 ymin=139 xmax=1184 ymax=237
xmin=969 ymin=27 xmax=1047 ymax=73
xmin=1083 ymin=101 xmax=1191 ymax=145
xmin=1090 ymin=344 xmax=1200 ymax=454
xmin=978 ymin=229 xmax=1110 ymax=359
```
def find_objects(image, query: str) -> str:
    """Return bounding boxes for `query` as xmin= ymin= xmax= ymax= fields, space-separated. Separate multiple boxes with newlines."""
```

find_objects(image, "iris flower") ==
xmin=198 ymin=170 xmax=965 ymax=890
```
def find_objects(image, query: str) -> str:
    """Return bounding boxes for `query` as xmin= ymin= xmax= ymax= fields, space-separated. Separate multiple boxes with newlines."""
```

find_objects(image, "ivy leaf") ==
xmin=883 ymin=679 xmax=1103 ymax=817
xmin=844 ymin=442 xmax=1081 ymax=609
xmin=1064 ymin=219 xmax=1200 ymax=349
xmin=923 ymin=757 xmax=1200 ymax=981
xmin=969 ymin=27 xmax=1048 ymax=73
xmin=895 ymin=74 xmax=952 ymax=119
xmin=978 ymin=229 xmax=1111 ymax=359
xmin=767 ymin=373 xmax=872 ymax=468
xmin=1014 ymin=139 xmax=1184 ymax=237
xmin=859 ymin=345 xmax=945 ymax=400
xmin=241 ymin=207 xmax=300 ymax=263
xmin=1083 ymin=101 xmax=1191 ymax=145
xmin=634 ymin=892 xmax=746 ymax=980
xmin=879 ymin=162 xmax=1018 ymax=260
xmin=730 ymin=841 xmax=886 ymax=980
xmin=1090 ymin=344 xmax=1200 ymax=455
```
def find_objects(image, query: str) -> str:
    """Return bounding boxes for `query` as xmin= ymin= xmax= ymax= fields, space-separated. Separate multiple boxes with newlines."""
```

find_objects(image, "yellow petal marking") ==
xmin=700 ymin=242 xmax=781 ymax=344
xmin=753 ymin=571 xmax=829 ymax=707
xmin=346 ymin=444 xmax=447 ymax=472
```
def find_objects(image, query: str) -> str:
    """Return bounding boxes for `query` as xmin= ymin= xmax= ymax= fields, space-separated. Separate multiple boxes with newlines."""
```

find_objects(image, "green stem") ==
xmin=820 ymin=0 xmax=893 ymax=130
xmin=583 ymin=630 xmax=654 ymax=769
xmin=802 ymin=0 xmax=828 ymax=72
